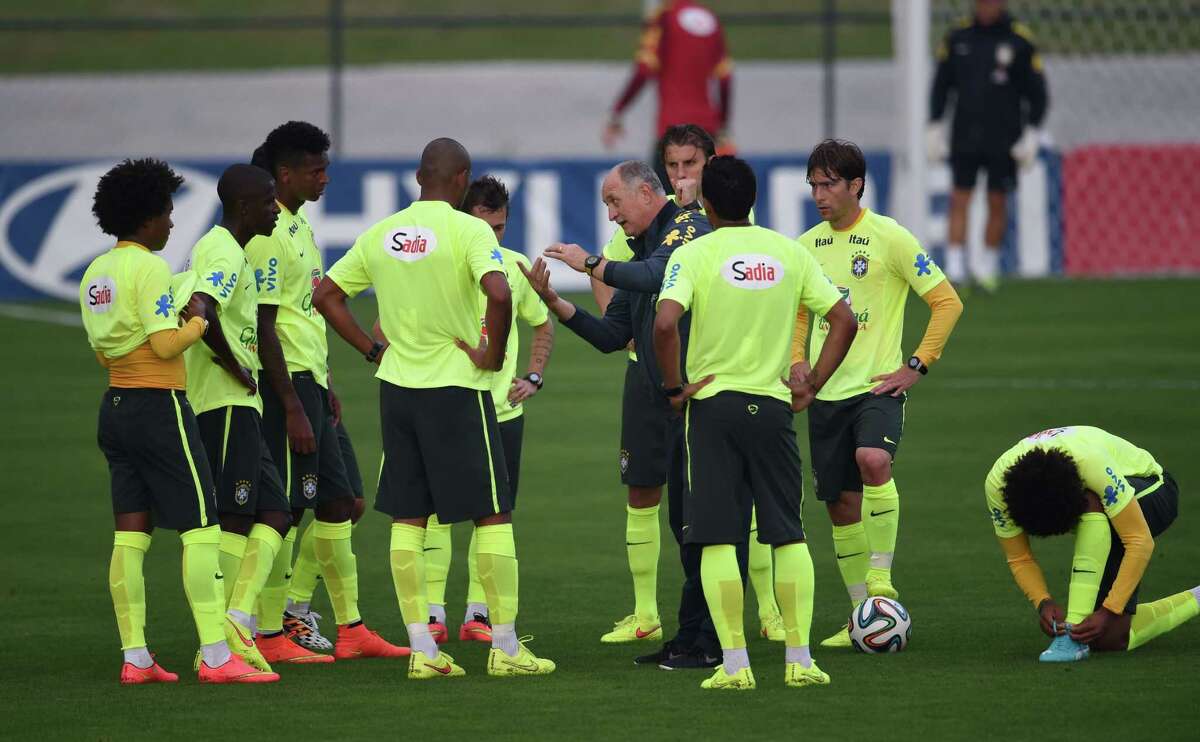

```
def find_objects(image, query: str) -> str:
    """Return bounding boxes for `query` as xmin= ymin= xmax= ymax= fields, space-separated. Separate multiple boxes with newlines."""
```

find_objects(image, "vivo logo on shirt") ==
xmin=86 ymin=277 xmax=116 ymax=313
xmin=721 ymin=255 xmax=784 ymax=290
xmin=384 ymin=226 xmax=438 ymax=262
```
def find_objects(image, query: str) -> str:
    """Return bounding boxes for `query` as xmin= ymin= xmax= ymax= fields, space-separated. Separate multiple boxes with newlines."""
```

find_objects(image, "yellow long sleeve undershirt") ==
xmin=96 ymin=316 xmax=207 ymax=390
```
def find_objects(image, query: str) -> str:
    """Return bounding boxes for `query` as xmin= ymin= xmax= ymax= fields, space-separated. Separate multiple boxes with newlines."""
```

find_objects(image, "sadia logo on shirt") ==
xmin=721 ymin=255 xmax=784 ymax=290
xmin=86 ymin=276 xmax=116 ymax=313
xmin=384 ymin=226 xmax=438 ymax=262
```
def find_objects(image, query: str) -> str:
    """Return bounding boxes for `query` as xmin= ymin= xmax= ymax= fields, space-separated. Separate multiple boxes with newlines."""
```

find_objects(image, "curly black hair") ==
xmin=251 ymin=121 xmax=330 ymax=175
xmin=461 ymin=175 xmax=510 ymax=214
xmin=701 ymin=155 xmax=756 ymax=222
xmin=1001 ymin=448 xmax=1088 ymax=536
xmin=92 ymin=158 xmax=184 ymax=238
xmin=657 ymin=123 xmax=716 ymax=164
xmin=807 ymin=139 xmax=866 ymax=199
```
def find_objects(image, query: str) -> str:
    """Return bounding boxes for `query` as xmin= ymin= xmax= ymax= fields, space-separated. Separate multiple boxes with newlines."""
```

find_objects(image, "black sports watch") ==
xmin=523 ymin=372 xmax=544 ymax=389
xmin=584 ymin=255 xmax=602 ymax=275
xmin=907 ymin=355 xmax=928 ymax=375
xmin=365 ymin=341 xmax=385 ymax=364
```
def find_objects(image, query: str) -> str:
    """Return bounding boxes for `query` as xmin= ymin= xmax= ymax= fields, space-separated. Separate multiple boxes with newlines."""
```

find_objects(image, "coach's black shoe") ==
xmin=658 ymin=649 xmax=721 ymax=671
xmin=634 ymin=641 xmax=680 ymax=666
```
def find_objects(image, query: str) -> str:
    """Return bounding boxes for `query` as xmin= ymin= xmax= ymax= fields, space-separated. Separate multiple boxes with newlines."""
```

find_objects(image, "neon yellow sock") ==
xmin=1066 ymin=512 xmax=1111 ymax=623
xmin=389 ymin=523 xmax=429 ymax=626
xmin=314 ymin=519 xmax=360 ymax=626
xmin=475 ymin=524 xmax=519 ymax=625
xmin=110 ymin=531 xmax=152 ymax=650
xmin=466 ymin=527 xmax=486 ymax=606
xmin=626 ymin=504 xmax=661 ymax=622
xmin=1128 ymin=590 xmax=1200 ymax=651
xmin=424 ymin=515 xmax=453 ymax=608
xmin=180 ymin=525 xmax=224 ymax=646
xmin=748 ymin=508 xmax=780 ymax=618
xmin=773 ymin=542 xmax=816 ymax=648
xmin=256 ymin=528 xmax=295 ymax=633
xmin=700 ymin=544 xmax=746 ymax=650
xmin=229 ymin=524 xmax=283 ymax=618
xmin=217 ymin=531 xmax=247 ymax=608
xmin=832 ymin=522 xmax=870 ymax=606
xmin=862 ymin=479 xmax=900 ymax=570
xmin=286 ymin=520 xmax=320 ymax=605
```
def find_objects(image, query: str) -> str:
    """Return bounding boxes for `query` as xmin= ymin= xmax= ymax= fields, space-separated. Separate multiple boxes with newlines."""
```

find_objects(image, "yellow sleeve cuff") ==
xmin=791 ymin=308 xmax=810 ymax=365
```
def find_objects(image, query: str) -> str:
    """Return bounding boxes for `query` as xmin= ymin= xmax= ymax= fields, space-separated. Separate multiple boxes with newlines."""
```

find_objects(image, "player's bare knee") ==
xmin=259 ymin=510 xmax=292 ymax=538
xmin=350 ymin=498 xmax=366 ymax=524
xmin=855 ymin=448 xmax=892 ymax=484
xmin=628 ymin=486 xmax=662 ymax=509
xmin=315 ymin=497 xmax=353 ymax=523
xmin=219 ymin=512 xmax=254 ymax=536
xmin=475 ymin=511 xmax=512 ymax=527
xmin=826 ymin=496 xmax=861 ymax=526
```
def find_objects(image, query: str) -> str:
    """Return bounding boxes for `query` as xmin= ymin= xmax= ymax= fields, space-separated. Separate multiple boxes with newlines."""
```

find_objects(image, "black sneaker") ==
xmin=634 ymin=642 xmax=680 ymax=666
xmin=657 ymin=649 xmax=721 ymax=670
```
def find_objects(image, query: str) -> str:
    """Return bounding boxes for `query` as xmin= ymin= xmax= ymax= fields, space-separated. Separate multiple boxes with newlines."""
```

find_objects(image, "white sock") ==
xmin=465 ymin=602 xmax=489 ymax=623
xmin=227 ymin=609 xmax=255 ymax=633
xmin=722 ymin=648 xmax=750 ymax=675
xmin=492 ymin=622 xmax=520 ymax=657
xmin=980 ymin=246 xmax=1000 ymax=280
xmin=124 ymin=646 xmax=154 ymax=669
xmin=848 ymin=583 xmax=868 ymax=605
xmin=201 ymin=640 xmax=232 ymax=668
xmin=286 ymin=599 xmax=310 ymax=616
xmin=429 ymin=603 xmax=447 ymax=624
xmin=1190 ymin=585 xmax=1200 ymax=607
xmin=869 ymin=552 xmax=894 ymax=570
xmin=407 ymin=622 xmax=439 ymax=657
xmin=945 ymin=245 xmax=966 ymax=282
xmin=785 ymin=645 xmax=812 ymax=668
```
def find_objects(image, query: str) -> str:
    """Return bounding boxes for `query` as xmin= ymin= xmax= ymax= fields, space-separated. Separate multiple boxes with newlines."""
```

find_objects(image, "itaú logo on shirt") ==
xmin=721 ymin=255 xmax=784 ymax=290
xmin=384 ymin=226 xmax=438 ymax=262
xmin=86 ymin=276 xmax=116 ymax=313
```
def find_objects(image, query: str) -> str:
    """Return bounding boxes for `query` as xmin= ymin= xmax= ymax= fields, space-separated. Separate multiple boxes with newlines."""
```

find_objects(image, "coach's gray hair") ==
xmin=615 ymin=160 xmax=665 ymax=195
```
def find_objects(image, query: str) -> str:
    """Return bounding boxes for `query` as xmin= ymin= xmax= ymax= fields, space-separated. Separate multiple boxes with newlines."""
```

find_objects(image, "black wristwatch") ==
xmin=365 ymin=341 xmax=385 ymax=364
xmin=584 ymin=255 xmax=602 ymax=276
xmin=523 ymin=372 xmax=544 ymax=389
xmin=663 ymin=384 xmax=685 ymax=398
xmin=907 ymin=355 xmax=928 ymax=375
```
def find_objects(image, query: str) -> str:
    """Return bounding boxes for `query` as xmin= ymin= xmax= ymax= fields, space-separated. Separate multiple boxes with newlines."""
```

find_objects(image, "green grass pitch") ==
xmin=1 ymin=279 xmax=1198 ymax=739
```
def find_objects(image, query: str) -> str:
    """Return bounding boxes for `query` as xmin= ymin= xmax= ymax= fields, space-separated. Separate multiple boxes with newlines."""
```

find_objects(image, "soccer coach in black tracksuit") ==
xmin=526 ymin=159 xmax=750 ymax=670
xmin=927 ymin=0 xmax=1048 ymax=290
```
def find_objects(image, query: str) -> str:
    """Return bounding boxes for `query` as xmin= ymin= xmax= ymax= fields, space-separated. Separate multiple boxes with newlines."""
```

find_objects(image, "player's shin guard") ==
xmin=700 ymin=544 xmax=746 ymax=652
xmin=1128 ymin=590 xmax=1200 ymax=651
xmin=773 ymin=542 xmax=815 ymax=649
xmin=180 ymin=525 xmax=225 ymax=646
xmin=256 ymin=528 xmax=294 ymax=633
xmin=110 ymin=531 xmax=152 ymax=650
xmin=1066 ymin=512 xmax=1110 ymax=623
xmin=748 ymin=509 xmax=780 ymax=618
xmin=388 ymin=523 xmax=430 ymax=626
xmin=229 ymin=524 xmax=283 ymax=618
xmin=218 ymin=531 xmax=247 ymax=607
xmin=831 ymin=522 xmax=869 ymax=606
xmin=862 ymin=480 xmax=900 ymax=571
xmin=286 ymin=520 xmax=320 ymax=606
xmin=314 ymin=519 xmax=360 ymax=625
xmin=475 ymin=524 xmax=518 ymax=625
xmin=626 ymin=504 xmax=661 ymax=622
xmin=466 ymin=527 xmax=486 ymax=608
xmin=423 ymin=515 xmax=453 ymax=609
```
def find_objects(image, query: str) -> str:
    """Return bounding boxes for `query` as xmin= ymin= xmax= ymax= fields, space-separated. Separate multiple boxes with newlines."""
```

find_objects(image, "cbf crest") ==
xmin=850 ymin=251 xmax=870 ymax=279
xmin=234 ymin=479 xmax=251 ymax=506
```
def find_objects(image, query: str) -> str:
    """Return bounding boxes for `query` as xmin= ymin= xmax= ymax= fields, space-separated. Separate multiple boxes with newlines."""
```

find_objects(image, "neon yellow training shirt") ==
xmin=182 ymin=226 xmax=263 ymax=415
xmin=984 ymin=425 xmax=1165 ymax=539
xmin=798 ymin=208 xmax=945 ymax=401
xmin=657 ymin=225 xmax=843 ymax=403
xmin=245 ymin=202 xmax=329 ymax=387
xmin=80 ymin=242 xmax=182 ymax=359
xmin=484 ymin=247 xmax=549 ymax=423
xmin=326 ymin=200 xmax=505 ymax=391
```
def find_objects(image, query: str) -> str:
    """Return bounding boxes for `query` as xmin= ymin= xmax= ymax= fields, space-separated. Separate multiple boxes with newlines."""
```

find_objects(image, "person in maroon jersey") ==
xmin=603 ymin=0 xmax=734 ymax=156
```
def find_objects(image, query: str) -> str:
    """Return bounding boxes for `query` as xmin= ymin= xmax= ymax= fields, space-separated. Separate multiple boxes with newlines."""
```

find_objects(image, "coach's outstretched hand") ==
xmin=666 ymin=374 xmax=714 ymax=414
xmin=519 ymin=257 xmax=559 ymax=304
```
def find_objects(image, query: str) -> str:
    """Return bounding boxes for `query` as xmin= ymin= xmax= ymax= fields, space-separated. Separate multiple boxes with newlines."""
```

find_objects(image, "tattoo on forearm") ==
xmin=528 ymin=326 xmax=554 ymax=373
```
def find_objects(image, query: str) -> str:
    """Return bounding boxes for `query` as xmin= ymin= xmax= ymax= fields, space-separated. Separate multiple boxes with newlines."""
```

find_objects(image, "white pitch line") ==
xmin=0 ymin=303 xmax=82 ymax=327
xmin=939 ymin=377 xmax=1200 ymax=391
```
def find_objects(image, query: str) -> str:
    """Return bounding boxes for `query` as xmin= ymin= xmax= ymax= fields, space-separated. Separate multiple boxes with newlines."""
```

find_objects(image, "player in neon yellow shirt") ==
xmin=316 ymin=137 xmax=555 ymax=678
xmin=81 ymin=158 xmax=276 ymax=684
xmin=247 ymin=121 xmax=405 ymax=661
xmin=387 ymin=175 xmax=554 ymax=645
xmin=792 ymin=140 xmax=965 ymax=648
xmin=985 ymin=426 xmax=1197 ymax=661
xmin=653 ymin=155 xmax=858 ymax=689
